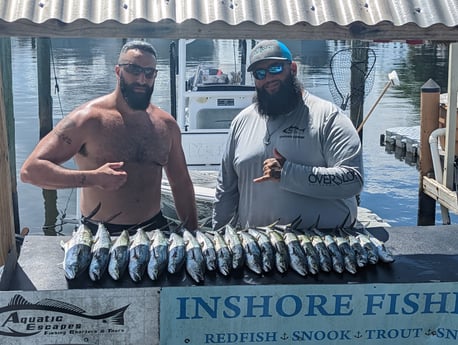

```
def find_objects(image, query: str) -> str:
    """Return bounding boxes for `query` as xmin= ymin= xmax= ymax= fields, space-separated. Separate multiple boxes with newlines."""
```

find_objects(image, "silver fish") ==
xmin=108 ymin=230 xmax=130 ymax=280
xmin=212 ymin=231 xmax=232 ymax=276
xmin=248 ymin=228 xmax=275 ymax=273
xmin=283 ymin=229 xmax=308 ymax=276
xmin=264 ymin=227 xmax=290 ymax=274
xmin=183 ymin=229 xmax=206 ymax=283
xmin=240 ymin=231 xmax=263 ymax=274
xmin=88 ymin=222 xmax=112 ymax=281
xmin=168 ymin=231 xmax=186 ymax=274
xmin=195 ymin=230 xmax=217 ymax=272
xmin=310 ymin=234 xmax=332 ymax=272
xmin=334 ymin=234 xmax=357 ymax=274
xmin=147 ymin=229 xmax=169 ymax=280
xmin=128 ymin=228 xmax=151 ymax=282
xmin=61 ymin=224 xmax=94 ymax=280
xmin=366 ymin=233 xmax=395 ymax=263
xmin=322 ymin=233 xmax=345 ymax=274
xmin=224 ymin=224 xmax=245 ymax=270
xmin=297 ymin=233 xmax=320 ymax=275
xmin=356 ymin=233 xmax=379 ymax=264
xmin=347 ymin=233 xmax=368 ymax=268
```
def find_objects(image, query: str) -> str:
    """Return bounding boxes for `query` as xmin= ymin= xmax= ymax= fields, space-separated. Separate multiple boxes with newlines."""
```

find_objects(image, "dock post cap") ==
xmin=422 ymin=79 xmax=441 ymax=93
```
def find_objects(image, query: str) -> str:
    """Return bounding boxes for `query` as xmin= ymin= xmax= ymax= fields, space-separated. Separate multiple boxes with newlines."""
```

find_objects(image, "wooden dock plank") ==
xmin=422 ymin=176 xmax=458 ymax=214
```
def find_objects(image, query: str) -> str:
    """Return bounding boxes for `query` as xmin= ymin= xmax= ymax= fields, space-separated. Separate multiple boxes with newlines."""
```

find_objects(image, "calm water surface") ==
xmin=10 ymin=38 xmax=456 ymax=235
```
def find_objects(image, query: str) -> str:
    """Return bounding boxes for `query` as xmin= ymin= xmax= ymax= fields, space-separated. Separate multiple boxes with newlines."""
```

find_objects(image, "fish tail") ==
xmin=104 ymin=305 xmax=129 ymax=325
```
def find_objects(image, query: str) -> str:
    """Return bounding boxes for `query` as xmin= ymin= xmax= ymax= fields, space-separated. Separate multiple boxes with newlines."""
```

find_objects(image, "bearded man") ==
xmin=21 ymin=40 xmax=198 ymax=234
xmin=212 ymin=40 xmax=364 ymax=230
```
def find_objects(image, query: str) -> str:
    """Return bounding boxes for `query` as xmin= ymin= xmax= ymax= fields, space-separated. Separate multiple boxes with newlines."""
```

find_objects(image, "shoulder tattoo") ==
xmin=55 ymin=117 xmax=76 ymax=145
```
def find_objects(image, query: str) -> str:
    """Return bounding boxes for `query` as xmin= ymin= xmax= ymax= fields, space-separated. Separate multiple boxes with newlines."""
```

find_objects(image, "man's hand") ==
xmin=94 ymin=162 xmax=128 ymax=190
xmin=253 ymin=148 xmax=286 ymax=183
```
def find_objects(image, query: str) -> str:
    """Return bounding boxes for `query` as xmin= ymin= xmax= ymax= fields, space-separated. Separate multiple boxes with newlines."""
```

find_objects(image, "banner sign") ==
xmin=0 ymin=288 xmax=159 ymax=345
xmin=160 ymin=282 xmax=458 ymax=344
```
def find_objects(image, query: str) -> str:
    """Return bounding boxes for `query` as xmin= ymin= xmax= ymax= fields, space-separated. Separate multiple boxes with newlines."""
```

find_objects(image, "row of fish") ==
xmin=61 ymin=218 xmax=394 ymax=284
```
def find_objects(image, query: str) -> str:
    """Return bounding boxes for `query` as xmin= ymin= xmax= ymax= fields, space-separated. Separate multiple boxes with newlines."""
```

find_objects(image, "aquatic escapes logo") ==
xmin=0 ymin=294 xmax=129 ymax=337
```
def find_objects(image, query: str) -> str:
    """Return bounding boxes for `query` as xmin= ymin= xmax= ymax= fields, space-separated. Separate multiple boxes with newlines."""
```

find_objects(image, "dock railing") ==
xmin=420 ymin=42 xmax=458 ymax=225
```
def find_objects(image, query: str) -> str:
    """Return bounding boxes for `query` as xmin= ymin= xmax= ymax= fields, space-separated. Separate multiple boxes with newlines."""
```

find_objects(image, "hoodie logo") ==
xmin=0 ymin=294 xmax=129 ymax=337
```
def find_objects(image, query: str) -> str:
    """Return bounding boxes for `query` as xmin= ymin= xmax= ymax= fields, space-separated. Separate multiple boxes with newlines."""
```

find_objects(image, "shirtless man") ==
xmin=20 ymin=40 xmax=198 ymax=234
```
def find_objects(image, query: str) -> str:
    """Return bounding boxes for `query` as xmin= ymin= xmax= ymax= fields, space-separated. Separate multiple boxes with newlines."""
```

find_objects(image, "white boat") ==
xmin=172 ymin=39 xmax=255 ymax=167
xmin=161 ymin=39 xmax=256 ymax=222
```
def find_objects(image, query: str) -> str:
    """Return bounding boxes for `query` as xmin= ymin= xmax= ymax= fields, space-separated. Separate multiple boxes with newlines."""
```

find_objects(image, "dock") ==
xmin=382 ymin=125 xmax=420 ymax=166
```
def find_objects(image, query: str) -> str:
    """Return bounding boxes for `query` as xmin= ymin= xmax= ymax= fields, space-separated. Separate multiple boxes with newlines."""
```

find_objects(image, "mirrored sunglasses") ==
xmin=119 ymin=63 xmax=157 ymax=79
xmin=252 ymin=63 xmax=286 ymax=80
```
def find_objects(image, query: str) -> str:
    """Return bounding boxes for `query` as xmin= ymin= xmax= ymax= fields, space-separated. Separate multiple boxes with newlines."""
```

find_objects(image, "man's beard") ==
xmin=120 ymin=74 xmax=154 ymax=110
xmin=254 ymin=75 xmax=303 ymax=119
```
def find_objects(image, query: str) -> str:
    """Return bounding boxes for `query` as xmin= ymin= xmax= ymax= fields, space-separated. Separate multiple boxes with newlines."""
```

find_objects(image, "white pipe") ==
xmin=177 ymin=39 xmax=187 ymax=129
xmin=429 ymin=127 xmax=447 ymax=183
xmin=429 ymin=127 xmax=451 ymax=224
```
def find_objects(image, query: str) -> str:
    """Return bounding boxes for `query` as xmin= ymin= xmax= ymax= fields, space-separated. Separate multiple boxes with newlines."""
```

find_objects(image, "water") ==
xmin=9 ymin=37 xmax=455 ymax=235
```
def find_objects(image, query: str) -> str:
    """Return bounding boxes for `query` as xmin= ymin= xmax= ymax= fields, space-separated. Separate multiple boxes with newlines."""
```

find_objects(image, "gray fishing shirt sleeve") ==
xmin=212 ymin=91 xmax=364 ymax=230
xmin=280 ymin=93 xmax=363 ymax=198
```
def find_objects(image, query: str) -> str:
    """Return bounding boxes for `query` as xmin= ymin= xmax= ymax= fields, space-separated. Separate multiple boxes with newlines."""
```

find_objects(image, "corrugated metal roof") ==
xmin=0 ymin=0 xmax=457 ymax=40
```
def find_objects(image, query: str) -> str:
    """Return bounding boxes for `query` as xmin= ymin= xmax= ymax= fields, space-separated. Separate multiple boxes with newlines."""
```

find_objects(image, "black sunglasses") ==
xmin=252 ymin=63 xmax=288 ymax=80
xmin=119 ymin=63 xmax=157 ymax=79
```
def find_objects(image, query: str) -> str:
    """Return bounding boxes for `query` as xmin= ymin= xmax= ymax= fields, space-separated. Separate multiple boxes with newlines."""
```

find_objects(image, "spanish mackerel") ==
xmin=248 ymin=227 xmax=275 ymax=273
xmin=281 ymin=227 xmax=308 ymax=276
xmin=297 ymin=233 xmax=320 ymax=275
xmin=310 ymin=233 xmax=332 ymax=273
xmin=264 ymin=226 xmax=290 ymax=274
xmin=361 ymin=229 xmax=395 ymax=263
xmin=356 ymin=233 xmax=379 ymax=264
xmin=346 ymin=233 xmax=368 ymax=268
xmin=211 ymin=230 xmax=232 ymax=276
xmin=322 ymin=233 xmax=345 ymax=274
xmin=108 ymin=230 xmax=130 ymax=280
xmin=168 ymin=231 xmax=186 ymax=274
xmin=147 ymin=229 xmax=169 ymax=280
xmin=239 ymin=231 xmax=263 ymax=274
xmin=128 ymin=228 xmax=151 ymax=282
xmin=334 ymin=234 xmax=357 ymax=274
xmin=224 ymin=224 xmax=245 ymax=270
xmin=183 ymin=229 xmax=206 ymax=283
xmin=195 ymin=230 xmax=217 ymax=272
xmin=61 ymin=224 xmax=94 ymax=280
xmin=88 ymin=222 xmax=112 ymax=281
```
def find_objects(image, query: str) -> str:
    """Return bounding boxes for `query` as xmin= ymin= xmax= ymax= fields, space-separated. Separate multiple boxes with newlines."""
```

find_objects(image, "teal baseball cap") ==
xmin=247 ymin=40 xmax=292 ymax=72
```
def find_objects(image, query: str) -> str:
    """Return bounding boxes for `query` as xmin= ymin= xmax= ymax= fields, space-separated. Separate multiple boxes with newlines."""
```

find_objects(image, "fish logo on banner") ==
xmin=0 ymin=294 xmax=129 ymax=337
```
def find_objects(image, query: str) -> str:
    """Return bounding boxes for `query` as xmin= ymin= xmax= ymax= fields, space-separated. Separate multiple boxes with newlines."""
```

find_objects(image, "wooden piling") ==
xmin=0 ymin=38 xmax=20 ymax=235
xmin=0 ymin=61 xmax=17 ymax=269
xmin=350 ymin=40 xmax=369 ymax=141
xmin=37 ymin=38 xmax=53 ymax=138
xmin=417 ymin=79 xmax=440 ymax=225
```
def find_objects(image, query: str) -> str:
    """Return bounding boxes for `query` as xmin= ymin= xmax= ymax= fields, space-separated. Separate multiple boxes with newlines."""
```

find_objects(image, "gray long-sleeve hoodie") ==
xmin=212 ymin=91 xmax=364 ymax=230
